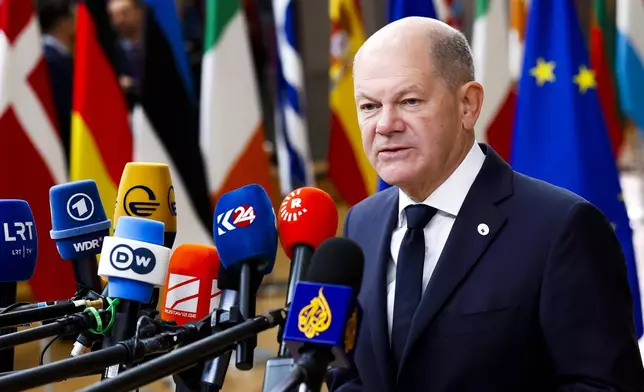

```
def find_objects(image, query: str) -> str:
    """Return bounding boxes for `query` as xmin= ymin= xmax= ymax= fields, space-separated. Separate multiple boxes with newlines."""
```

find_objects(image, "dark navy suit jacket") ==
xmin=43 ymin=41 xmax=72 ymax=167
xmin=328 ymin=144 xmax=644 ymax=392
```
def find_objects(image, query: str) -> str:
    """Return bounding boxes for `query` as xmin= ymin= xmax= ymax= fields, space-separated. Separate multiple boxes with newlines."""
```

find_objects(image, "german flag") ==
xmin=70 ymin=0 xmax=132 ymax=221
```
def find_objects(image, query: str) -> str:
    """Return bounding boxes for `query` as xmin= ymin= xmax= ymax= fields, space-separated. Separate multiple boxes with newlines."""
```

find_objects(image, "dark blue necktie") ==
xmin=391 ymin=204 xmax=437 ymax=371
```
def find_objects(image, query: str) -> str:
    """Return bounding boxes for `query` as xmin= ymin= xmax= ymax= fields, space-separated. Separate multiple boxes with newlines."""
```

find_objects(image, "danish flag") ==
xmin=0 ymin=0 xmax=75 ymax=300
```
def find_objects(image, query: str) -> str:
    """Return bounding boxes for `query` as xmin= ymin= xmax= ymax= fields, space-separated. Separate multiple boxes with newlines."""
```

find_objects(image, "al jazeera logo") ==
xmin=344 ymin=309 xmax=358 ymax=351
xmin=298 ymin=287 xmax=332 ymax=339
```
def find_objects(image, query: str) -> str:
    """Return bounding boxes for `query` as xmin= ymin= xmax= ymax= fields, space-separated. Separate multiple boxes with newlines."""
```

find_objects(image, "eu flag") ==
xmin=378 ymin=0 xmax=439 ymax=192
xmin=511 ymin=0 xmax=643 ymax=337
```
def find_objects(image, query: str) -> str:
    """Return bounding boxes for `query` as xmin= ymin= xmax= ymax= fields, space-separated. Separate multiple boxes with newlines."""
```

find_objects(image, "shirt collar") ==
xmin=42 ymin=35 xmax=69 ymax=56
xmin=397 ymin=141 xmax=486 ymax=228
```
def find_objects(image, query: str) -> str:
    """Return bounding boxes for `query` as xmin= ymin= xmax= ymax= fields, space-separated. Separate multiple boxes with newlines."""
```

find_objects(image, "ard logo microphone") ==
xmin=49 ymin=180 xmax=111 ymax=292
xmin=114 ymin=162 xmax=177 ymax=248
xmin=0 ymin=200 xmax=37 ymax=282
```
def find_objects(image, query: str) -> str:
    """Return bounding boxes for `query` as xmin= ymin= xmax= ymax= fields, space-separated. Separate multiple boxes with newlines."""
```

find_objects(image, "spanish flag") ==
xmin=70 ymin=0 xmax=132 ymax=220
xmin=328 ymin=0 xmax=376 ymax=206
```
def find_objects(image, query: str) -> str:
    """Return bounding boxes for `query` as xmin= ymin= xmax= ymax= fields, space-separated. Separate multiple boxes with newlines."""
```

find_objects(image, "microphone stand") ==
xmin=0 ymin=310 xmax=114 ymax=350
xmin=236 ymin=263 xmax=259 ymax=370
xmin=0 ymin=297 xmax=105 ymax=330
xmin=76 ymin=308 xmax=287 ymax=392
xmin=0 ymin=319 xmax=210 ymax=392
xmin=262 ymin=245 xmax=314 ymax=392
xmin=0 ymin=282 xmax=16 ymax=373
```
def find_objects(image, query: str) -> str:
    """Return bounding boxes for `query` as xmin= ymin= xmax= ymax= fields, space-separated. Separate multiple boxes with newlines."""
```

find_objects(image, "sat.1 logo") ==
xmin=124 ymin=185 xmax=160 ymax=217
xmin=216 ymin=205 xmax=256 ymax=235
xmin=67 ymin=193 xmax=94 ymax=222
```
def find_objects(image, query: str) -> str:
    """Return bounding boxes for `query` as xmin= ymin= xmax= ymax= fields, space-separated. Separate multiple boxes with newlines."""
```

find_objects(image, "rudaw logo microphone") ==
xmin=0 ymin=200 xmax=38 ymax=282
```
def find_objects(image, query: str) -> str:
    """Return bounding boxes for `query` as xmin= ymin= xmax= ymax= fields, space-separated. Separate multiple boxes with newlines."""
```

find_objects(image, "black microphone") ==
xmin=96 ymin=216 xmax=171 ymax=379
xmin=272 ymin=237 xmax=364 ymax=392
xmin=261 ymin=187 xmax=338 ymax=392
xmin=200 ymin=266 xmax=263 ymax=392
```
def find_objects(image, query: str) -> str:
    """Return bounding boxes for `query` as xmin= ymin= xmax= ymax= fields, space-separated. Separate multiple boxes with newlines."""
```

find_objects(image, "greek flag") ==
xmin=272 ymin=0 xmax=315 ymax=195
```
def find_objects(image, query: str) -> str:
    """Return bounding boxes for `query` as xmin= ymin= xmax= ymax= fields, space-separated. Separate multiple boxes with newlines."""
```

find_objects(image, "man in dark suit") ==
xmin=37 ymin=0 xmax=75 ymax=167
xmin=327 ymin=16 xmax=644 ymax=392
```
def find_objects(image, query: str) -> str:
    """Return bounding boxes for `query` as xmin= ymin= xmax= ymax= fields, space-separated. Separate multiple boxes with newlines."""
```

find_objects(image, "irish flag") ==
xmin=200 ymin=0 xmax=273 ymax=205
xmin=472 ymin=0 xmax=516 ymax=162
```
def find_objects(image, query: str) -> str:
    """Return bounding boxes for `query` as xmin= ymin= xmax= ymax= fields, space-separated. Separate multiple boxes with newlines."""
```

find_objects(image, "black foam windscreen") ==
xmin=306 ymin=237 xmax=364 ymax=294
xmin=216 ymin=265 xmax=264 ymax=293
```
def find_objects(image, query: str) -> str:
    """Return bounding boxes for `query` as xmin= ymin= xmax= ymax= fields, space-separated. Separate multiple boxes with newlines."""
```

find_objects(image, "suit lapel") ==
xmin=397 ymin=145 xmax=514 ymax=376
xmin=359 ymin=188 xmax=398 ymax=390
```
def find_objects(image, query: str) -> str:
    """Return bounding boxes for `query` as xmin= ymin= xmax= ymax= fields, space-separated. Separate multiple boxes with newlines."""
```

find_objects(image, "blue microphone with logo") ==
xmin=49 ymin=180 xmax=111 ymax=293
xmin=213 ymin=184 xmax=278 ymax=371
xmin=274 ymin=237 xmax=364 ymax=392
xmin=0 ymin=199 xmax=37 ymax=372
xmin=0 ymin=200 xmax=38 ymax=282
xmin=97 ymin=215 xmax=171 ymax=379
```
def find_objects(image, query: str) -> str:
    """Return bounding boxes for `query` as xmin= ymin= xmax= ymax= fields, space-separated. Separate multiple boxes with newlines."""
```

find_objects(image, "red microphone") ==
xmin=278 ymin=187 xmax=339 ymax=259
xmin=162 ymin=244 xmax=221 ymax=326
xmin=275 ymin=187 xmax=338 ymax=357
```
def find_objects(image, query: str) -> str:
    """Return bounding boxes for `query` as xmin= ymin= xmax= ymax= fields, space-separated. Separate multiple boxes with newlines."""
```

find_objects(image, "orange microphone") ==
xmin=162 ymin=244 xmax=221 ymax=326
xmin=275 ymin=186 xmax=338 ymax=356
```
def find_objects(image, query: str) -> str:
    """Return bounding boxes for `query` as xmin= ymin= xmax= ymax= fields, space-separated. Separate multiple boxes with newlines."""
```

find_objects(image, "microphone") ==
xmin=113 ymin=162 xmax=176 ymax=312
xmin=213 ymin=184 xmax=278 ymax=371
xmin=97 ymin=215 xmax=171 ymax=379
xmin=0 ymin=199 xmax=38 ymax=282
xmin=276 ymin=187 xmax=338 ymax=353
xmin=0 ymin=199 xmax=37 ymax=372
xmin=49 ymin=179 xmax=111 ymax=294
xmin=262 ymin=187 xmax=338 ymax=392
xmin=162 ymin=244 xmax=221 ymax=325
xmin=200 ymin=265 xmax=263 ymax=392
xmin=113 ymin=162 xmax=177 ymax=249
xmin=161 ymin=244 xmax=221 ymax=392
xmin=72 ymin=162 xmax=176 ymax=355
xmin=276 ymin=237 xmax=364 ymax=392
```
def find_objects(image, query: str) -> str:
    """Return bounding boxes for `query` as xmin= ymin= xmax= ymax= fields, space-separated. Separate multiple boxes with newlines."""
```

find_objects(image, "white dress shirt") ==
xmin=387 ymin=141 xmax=486 ymax=339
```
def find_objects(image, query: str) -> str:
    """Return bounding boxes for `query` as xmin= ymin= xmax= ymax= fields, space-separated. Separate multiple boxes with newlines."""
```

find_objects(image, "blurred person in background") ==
xmin=37 ymin=0 xmax=76 ymax=167
xmin=107 ymin=0 xmax=143 ymax=100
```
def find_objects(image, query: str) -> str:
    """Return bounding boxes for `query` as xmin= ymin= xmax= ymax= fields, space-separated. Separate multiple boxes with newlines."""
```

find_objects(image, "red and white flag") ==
xmin=0 ymin=0 xmax=75 ymax=300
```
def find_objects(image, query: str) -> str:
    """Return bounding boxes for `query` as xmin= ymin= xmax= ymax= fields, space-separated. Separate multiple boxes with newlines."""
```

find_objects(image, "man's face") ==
xmin=353 ymin=42 xmax=464 ymax=191
xmin=108 ymin=0 xmax=142 ymax=40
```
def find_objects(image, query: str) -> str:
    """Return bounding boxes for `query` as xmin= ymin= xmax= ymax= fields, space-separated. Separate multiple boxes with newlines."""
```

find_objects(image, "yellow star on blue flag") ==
xmin=511 ymin=0 xmax=643 ymax=338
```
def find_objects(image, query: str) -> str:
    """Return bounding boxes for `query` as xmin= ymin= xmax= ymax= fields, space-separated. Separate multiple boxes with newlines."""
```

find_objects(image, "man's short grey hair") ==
xmin=430 ymin=29 xmax=476 ymax=89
